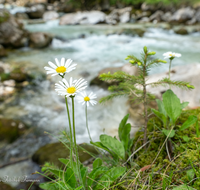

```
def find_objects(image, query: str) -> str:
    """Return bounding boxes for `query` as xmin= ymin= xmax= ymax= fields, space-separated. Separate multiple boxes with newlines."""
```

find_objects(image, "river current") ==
xmin=3 ymin=20 xmax=200 ymax=143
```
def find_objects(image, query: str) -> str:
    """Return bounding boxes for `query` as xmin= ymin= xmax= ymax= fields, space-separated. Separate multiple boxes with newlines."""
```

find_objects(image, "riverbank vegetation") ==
xmin=36 ymin=47 xmax=200 ymax=190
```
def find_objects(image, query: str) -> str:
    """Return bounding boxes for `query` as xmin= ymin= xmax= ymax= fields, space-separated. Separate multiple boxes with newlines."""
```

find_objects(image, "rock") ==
xmin=0 ymin=182 xmax=15 ymax=190
xmin=149 ymin=10 xmax=164 ymax=22
xmin=14 ymin=12 xmax=29 ymax=20
xmin=174 ymin=28 xmax=189 ymax=35
xmin=0 ymin=9 xmax=28 ymax=48
xmin=32 ymin=142 xmax=98 ymax=168
xmin=0 ymin=80 xmax=15 ymax=99
xmin=0 ymin=118 xmax=27 ymax=143
xmin=26 ymin=4 xmax=46 ymax=19
xmin=161 ymin=12 xmax=172 ymax=22
xmin=29 ymin=32 xmax=52 ymax=48
xmin=194 ymin=9 xmax=200 ymax=23
xmin=146 ymin=63 xmax=200 ymax=108
xmin=138 ymin=17 xmax=150 ymax=23
xmin=90 ymin=64 xmax=139 ymax=89
xmin=42 ymin=11 xmax=59 ymax=21
xmin=59 ymin=11 xmax=106 ymax=25
xmin=120 ymin=28 xmax=146 ymax=37
xmin=27 ymin=19 xmax=45 ymax=24
xmin=0 ymin=44 xmax=7 ymax=57
xmin=105 ymin=7 xmax=132 ymax=24
xmin=169 ymin=7 xmax=195 ymax=23
xmin=141 ymin=2 xmax=157 ymax=12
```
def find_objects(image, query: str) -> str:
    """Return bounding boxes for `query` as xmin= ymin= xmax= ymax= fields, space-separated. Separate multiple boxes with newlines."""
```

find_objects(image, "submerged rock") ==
xmin=119 ymin=28 xmax=146 ymax=37
xmin=174 ymin=27 xmax=189 ymax=35
xmin=32 ymin=142 xmax=98 ymax=168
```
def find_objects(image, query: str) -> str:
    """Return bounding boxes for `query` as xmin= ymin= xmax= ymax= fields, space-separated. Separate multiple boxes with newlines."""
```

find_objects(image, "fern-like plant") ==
xmin=99 ymin=46 xmax=194 ymax=146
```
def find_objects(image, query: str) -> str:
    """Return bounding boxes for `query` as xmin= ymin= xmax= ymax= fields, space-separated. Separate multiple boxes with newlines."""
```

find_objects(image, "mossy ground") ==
xmin=124 ymin=108 xmax=200 ymax=189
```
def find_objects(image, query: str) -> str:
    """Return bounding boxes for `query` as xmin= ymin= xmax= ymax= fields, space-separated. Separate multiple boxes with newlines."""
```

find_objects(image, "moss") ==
xmin=0 ymin=182 xmax=15 ymax=190
xmin=0 ymin=11 xmax=10 ymax=24
xmin=32 ymin=142 xmax=98 ymax=168
xmin=131 ymin=108 xmax=200 ymax=187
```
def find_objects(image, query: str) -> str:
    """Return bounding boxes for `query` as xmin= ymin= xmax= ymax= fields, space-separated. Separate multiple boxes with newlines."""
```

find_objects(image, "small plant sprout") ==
xmin=163 ymin=52 xmax=181 ymax=80
xmin=44 ymin=58 xmax=76 ymax=77
xmin=77 ymin=92 xmax=97 ymax=142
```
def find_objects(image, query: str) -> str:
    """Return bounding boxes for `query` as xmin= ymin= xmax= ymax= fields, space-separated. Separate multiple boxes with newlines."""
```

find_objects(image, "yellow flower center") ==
xmin=169 ymin=54 xmax=174 ymax=57
xmin=84 ymin=96 xmax=90 ymax=101
xmin=67 ymin=87 xmax=76 ymax=94
xmin=56 ymin=66 xmax=66 ymax=73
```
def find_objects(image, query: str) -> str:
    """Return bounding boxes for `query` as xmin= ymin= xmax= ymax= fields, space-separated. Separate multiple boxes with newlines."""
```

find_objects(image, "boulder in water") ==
xmin=42 ymin=11 xmax=59 ymax=21
xmin=26 ymin=4 xmax=46 ymax=19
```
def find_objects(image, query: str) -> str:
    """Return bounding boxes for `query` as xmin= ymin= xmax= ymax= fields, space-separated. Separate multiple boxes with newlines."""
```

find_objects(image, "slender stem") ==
xmin=71 ymin=96 xmax=84 ymax=188
xmin=143 ymin=54 xmax=148 ymax=147
xmin=85 ymin=104 xmax=92 ymax=142
xmin=169 ymin=59 xmax=172 ymax=80
xmin=65 ymin=96 xmax=74 ymax=168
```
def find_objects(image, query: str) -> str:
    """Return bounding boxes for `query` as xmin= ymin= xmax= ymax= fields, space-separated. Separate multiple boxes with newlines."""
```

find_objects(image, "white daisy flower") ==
xmin=44 ymin=58 xmax=76 ymax=77
xmin=55 ymin=77 xmax=87 ymax=97
xmin=77 ymin=91 xmax=97 ymax=106
xmin=163 ymin=52 xmax=181 ymax=59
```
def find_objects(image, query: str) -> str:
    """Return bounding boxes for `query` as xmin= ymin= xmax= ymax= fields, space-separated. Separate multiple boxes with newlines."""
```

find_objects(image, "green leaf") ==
xmin=59 ymin=158 xmax=70 ymax=166
xmin=121 ymin=123 xmax=131 ymax=151
xmin=163 ymin=89 xmax=182 ymax=125
xmin=186 ymin=169 xmax=195 ymax=181
xmin=87 ymin=166 xmax=109 ymax=187
xmin=94 ymin=166 xmax=126 ymax=190
xmin=75 ymin=186 xmax=84 ymax=190
xmin=196 ymin=121 xmax=199 ymax=138
xmin=128 ymin=137 xmax=134 ymax=153
xmin=100 ymin=134 xmax=125 ymax=160
xmin=118 ymin=114 xmax=129 ymax=141
xmin=152 ymin=108 xmax=167 ymax=127
xmin=182 ymin=135 xmax=190 ymax=142
xmin=172 ymin=184 xmax=195 ymax=190
xmin=162 ymin=129 xmax=175 ymax=138
xmin=64 ymin=168 xmax=77 ymax=188
xmin=180 ymin=115 xmax=198 ymax=131
xmin=93 ymin=158 xmax=103 ymax=169
xmin=181 ymin=102 xmax=189 ymax=109
xmin=90 ymin=141 xmax=116 ymax=158
xmin=156 ymin=99 xmax=167 ymax=116
xmin=48 ymin=168 xmax=63 ymax=178
xmin=81 ymin=166 xmax=88 ymax=186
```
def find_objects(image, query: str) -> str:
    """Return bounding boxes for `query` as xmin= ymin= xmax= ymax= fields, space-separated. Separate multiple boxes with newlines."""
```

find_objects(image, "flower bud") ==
xmin=186 ymin=84 xmax=195 ymax=89
xmin=143 ymin=46 xmax=147 ymax=53
xmin=148 ymin=51 xmax=156 ymax=55
xmin=129 ymin=60 xmax=135 ymax=64
xmin=158 ymin=59 xmax=167 ymax=63
xmin=125 ymin=56 xmax=130 ymax=60
xmin=137 ymin=62 xmax=142 ymax=66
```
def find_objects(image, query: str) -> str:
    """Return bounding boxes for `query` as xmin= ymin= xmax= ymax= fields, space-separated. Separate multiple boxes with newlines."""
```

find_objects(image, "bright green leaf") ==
xmin=93 ymin=158 xmax=103 ymax=169
xmin=156 ymin=99 xmax=167 ymax=117
xmin=152 ymin=108 xmax=167 ymax=127
xmin=163 ymin=89 xmax=182 ymax=125
xmin=180 ymin=115 xmax=198 ymax=131
xmin=181 ymin=102 xmax=189 ymax=109
xmin=118 ymin=114 xmax=129 ymax=141
xmin=172 ymin=184 xmax=195 ymax=190
xmin=100 ymin=134 xmax=125 ymax=160
xmin=64 ymin=168 xmax=77 ymax=188
xmin=162 ymin=129 xmax=175 ymax=138
xmin=186 ymin=169 xmax=195 ymax=181
xmin=182 ymin=135 xmax=190 ymax=142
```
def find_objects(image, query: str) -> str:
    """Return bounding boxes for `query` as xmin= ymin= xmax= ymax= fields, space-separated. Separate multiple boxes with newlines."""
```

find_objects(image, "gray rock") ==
xmin=42 ymin=11 xmax=59 ymax=21
xmin=14 ymin=12 xmax=29 ymax=20
xmin=29 ymin=32 xmax=52 ymax=48
xmin=161 ymin=12 xmax=172 ymax=22
xmin=169 ymin=7 xmax=195 ymax=23
xmin=59 ymin=11 xmax=106 ymax=25
xmin=146 ymin=63 xmax=200 ymax=108
xmin=194 ymin=9 xmax=200 ymax=23
xmin=0 ymin=9 xmax=28 ymax=48
xmin=149 ymin=10 xmax=164 ymax=22
xmin=26 ymin=4 xmax=46 ymax=19
xmin=174 ymin=28 xmax=189 ymax=35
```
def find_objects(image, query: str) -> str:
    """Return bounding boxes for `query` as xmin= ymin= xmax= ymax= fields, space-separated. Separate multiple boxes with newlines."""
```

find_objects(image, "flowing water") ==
xmin=3 ymin=20 xmax=200 ymax=143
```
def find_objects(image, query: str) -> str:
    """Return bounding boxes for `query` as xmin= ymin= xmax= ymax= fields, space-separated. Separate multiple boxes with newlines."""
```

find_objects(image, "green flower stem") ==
xmin=85 ymin=104 xmax=92 ymax=142
xmin=71 ymin=96 xmax=84 ymax=188
xmin=65 ymin=96 xmax=74 ymax=169
xmin=169 ymin=59 xmax=172 ymax=80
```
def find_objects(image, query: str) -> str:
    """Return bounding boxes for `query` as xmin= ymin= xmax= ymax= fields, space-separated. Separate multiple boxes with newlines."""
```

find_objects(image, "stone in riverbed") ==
xmin=0 ymin=9 xmax=28 ymax=48
xmin=42 ymin=11 xmax=59 ymax=21
xmin=119 ymin=28 xmax=146 ymax=37
xmin=174 ymin=28 xmax=189 ymax=35
xmin=59 ymin=11 xmax=106 ymax=25
xmin=0 ymin=118 xmax=27 ymax=143
xmin=32 ymin=142 xmax=98 ymax=168
xmin=26 ymin=4 xmax=46 ymax=19
xmin=29 ymin=32 xmax=52 ymax=48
